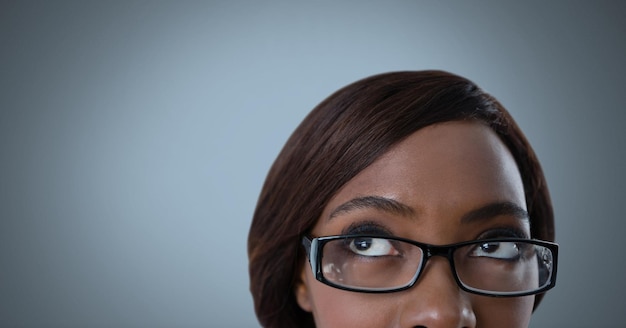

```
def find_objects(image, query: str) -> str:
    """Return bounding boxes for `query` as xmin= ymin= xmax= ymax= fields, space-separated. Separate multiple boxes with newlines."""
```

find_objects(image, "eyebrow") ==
xmin=328 ymin=196 xmax=415 ymax=220
xmin=328 ymin=196 xmax=528 ymax=223
xmin=460 ymin=202 xmax=529 ymax=224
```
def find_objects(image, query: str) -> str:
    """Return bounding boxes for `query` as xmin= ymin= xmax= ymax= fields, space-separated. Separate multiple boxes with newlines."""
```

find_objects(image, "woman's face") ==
xmin=295 ymin=121 xmax=534 ymax=327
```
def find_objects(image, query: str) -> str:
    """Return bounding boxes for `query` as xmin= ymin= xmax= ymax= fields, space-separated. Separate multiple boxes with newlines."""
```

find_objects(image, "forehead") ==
xmin=316 ymin=121 xmax=526 ymax=238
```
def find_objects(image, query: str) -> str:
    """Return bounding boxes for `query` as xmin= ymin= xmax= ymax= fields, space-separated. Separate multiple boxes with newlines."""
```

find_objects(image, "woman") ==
xmin=248 ymin=70 xmax=558 ymax=327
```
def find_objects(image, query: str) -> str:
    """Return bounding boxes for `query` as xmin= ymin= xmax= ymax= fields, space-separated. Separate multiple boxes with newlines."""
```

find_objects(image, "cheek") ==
xmin=308 ymin=282 xmax=397 ymax=328
xmin=302 ymin=269 xmax=535 ymax=328
xmin=472 ymin=295 xmax=535 ymax=327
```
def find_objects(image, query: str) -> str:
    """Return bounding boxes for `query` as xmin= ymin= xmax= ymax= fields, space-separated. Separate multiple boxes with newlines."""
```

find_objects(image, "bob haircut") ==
xmin=248 ymin=70 xmax=554 ymax=327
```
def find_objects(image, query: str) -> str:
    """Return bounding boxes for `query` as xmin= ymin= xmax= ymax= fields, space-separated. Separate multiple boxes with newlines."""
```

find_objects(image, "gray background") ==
xmin=1 ymin=1 xmax=624 ymax=327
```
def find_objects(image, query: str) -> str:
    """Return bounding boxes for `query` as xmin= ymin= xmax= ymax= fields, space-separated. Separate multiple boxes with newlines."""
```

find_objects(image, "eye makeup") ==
xmin=476 ymin=226 xmax=530 ymax=240
xmin=341 ymin=220 xmax=394 ymax=237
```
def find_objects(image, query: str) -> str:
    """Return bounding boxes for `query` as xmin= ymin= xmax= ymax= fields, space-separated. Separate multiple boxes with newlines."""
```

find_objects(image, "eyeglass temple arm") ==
xmin=301 ymin=236 xmax=320 ymax=275
xmin=301 ymin=236 xmax=312 ymax=256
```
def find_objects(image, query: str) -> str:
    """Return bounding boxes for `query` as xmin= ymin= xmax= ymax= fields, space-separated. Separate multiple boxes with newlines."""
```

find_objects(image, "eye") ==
xmin=348 ymin=237 xmax=399 ymax=257
xmin=470 ymin=241 xmax=521 ymax=260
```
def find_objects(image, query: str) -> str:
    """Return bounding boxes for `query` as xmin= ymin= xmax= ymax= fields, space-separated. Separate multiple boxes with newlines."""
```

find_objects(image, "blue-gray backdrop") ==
xmin=1 ymin=1 xmax=625 ymax=327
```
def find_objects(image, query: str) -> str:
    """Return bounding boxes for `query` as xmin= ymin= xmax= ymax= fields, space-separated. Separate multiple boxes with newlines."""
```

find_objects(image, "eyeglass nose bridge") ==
xmin=424 ymin=244 xmax=455 ymax=260
xmin=415 ymin=245 xmax=463 ymax=290
xmin=421 ymin=245 xmax=462 ymax=276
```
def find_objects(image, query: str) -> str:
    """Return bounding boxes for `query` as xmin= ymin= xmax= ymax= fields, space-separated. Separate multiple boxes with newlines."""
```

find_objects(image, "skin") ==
xmin=295 ymin=121 xmax=535 ymax=328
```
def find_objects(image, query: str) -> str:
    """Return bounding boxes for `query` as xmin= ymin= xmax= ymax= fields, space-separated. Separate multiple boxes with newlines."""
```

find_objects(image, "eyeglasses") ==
xmin=302 ymin=235 xmax=558 ymax=297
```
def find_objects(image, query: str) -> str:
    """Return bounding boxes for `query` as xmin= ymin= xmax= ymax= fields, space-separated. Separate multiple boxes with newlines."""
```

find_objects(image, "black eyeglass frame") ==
xmin=302 ymin=235 xmax=558 ymax=297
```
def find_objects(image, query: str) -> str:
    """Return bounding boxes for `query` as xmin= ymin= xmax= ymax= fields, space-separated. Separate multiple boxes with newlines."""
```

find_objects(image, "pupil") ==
xmin=481 ymin=242 xmax=499 ymax=253
xmin=354 ymin=238 xmax=372 ymax=251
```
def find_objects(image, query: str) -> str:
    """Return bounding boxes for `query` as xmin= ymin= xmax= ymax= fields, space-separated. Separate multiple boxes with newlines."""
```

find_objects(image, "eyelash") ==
xmin=342 ymin=221 xmax=530 ymax=240
xmin=342 ymin=220 xmax=392 ymax=236
xmin=477 ymin=227 xmax=530 ymax=240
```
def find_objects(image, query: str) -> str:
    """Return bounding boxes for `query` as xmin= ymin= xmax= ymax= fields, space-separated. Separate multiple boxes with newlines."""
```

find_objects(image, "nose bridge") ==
xmin=424 ymin=245 xmax=457 ymax=280
xmin=399 ymin=256 xmax=476 ymax=328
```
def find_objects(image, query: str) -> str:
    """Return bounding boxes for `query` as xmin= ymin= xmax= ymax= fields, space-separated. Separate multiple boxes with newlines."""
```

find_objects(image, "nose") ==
xmin=398 ymin=257 xmax=476 ymax=328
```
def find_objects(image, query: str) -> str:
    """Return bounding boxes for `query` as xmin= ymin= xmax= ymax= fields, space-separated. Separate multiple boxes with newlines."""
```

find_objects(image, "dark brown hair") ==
xmin=248 ymin=70 xmax=554 ymax=327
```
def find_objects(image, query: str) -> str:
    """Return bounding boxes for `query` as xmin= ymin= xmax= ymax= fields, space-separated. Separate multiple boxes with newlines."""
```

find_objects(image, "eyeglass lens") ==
xmin=319 ymin=237 xmax=554 ymax=295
